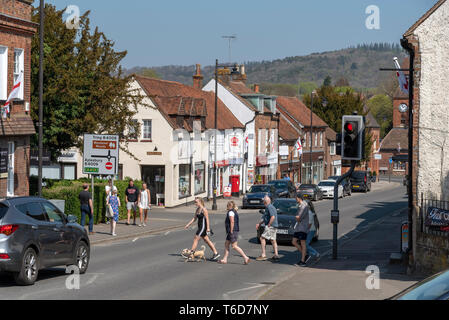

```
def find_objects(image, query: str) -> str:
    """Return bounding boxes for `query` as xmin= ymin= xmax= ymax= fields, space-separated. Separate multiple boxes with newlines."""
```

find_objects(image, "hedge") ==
xmin=32 ymin=178 xmax=143 ymax=225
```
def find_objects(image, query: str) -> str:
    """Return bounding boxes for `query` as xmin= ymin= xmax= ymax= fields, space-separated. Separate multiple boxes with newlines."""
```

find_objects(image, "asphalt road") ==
xmin=0 ymin=183 xmax=407 ymax=300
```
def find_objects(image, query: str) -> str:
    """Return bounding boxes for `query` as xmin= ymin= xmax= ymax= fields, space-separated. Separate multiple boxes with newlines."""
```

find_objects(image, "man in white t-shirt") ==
xmin=306 ymin=201 xmax=320 ymax=259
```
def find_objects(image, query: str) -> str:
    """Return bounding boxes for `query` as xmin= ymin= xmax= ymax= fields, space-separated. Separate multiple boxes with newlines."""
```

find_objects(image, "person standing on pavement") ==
xmin=125 ymin=179 xmax=140 ymax=226
xmin=108 ymin=189 xmax=121 ymax=236
xmin=218 ymin=201 xmax=250 ymax=265
xmin=105 ymin=179 xmax=117 ymax=225
xmin=138 ymin=183 xmax=151 ymax=227
xmin=292 ymin=194 xmax=310 ymax=267
xmin=256 ymin=195 xmax=279 ymax=261
xmin=305 ymin=200 xmax=320 ymax=260
xmin=79 ymin=184 xmax=95 ymax=235
xmin=184 ymin=197 xmax=220 ymax=261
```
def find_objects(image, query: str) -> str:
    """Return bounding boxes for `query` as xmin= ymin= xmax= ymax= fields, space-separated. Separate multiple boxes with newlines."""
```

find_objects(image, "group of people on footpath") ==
xmin=183 ymin=192 xmax=319 ymax=267
xmin=78 ymin=179 xmax=152 ymax=236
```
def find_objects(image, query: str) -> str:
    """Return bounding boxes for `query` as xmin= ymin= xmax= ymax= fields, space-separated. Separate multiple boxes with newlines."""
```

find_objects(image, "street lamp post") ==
xmin=38 ymin=0 xmax=45 ymax=197
xmin=309 ymin=91 xmax=315 ymax=184
xmin=212 ymin=60 xmax=240 ymax=210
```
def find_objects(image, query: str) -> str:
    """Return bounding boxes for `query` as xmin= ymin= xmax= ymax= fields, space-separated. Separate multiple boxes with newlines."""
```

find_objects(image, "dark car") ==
xmin=327 ymin=176 xmax=352 ymax=197
xmin=256 ymin=199 xmax=319 ymax=244
xmin=268 ymin=180 xmax=296 ymax=198
xmin=389 ymin=269 xmax=449 ymax=300
xmin=242 ymin=185 xmax=278 ymax=209
xmin=350 ymin=170 xmax=371 ymax=193
xmin=0 ymin=197 xmax=90 ymax=286
xmin=297 ymin=184 xmax=323 ymax=201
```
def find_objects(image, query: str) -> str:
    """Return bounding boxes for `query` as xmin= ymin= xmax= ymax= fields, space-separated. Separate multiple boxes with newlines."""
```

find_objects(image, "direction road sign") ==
xmin=83 ymin=134 xmax=119 ymax=175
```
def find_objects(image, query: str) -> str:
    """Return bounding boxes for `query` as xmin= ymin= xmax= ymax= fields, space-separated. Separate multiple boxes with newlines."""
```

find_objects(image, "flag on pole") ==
xmin=2 ymin=71 xmax=23 ymax=118
xmin=393 ymin=57 xmax=409 ymax=95
xmin=295 ymin=136 xmax=303 ymax=157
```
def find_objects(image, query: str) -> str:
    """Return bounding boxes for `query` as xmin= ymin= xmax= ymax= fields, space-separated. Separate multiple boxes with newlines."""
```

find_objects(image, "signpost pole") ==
xmin=91 ymin=174 xmax=94 ymax=220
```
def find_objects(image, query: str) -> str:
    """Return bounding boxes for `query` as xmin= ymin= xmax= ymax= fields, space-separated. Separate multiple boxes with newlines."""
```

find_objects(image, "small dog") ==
xmin=181 ymin=245 xmax=206 ymax=262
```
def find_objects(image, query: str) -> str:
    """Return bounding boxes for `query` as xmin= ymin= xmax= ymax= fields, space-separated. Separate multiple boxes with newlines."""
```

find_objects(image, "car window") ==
xmin=16 ymin=202 xmax=48 ymax=222
xmin=249 ymin=186 xmax=270 ymax=193
xmin=41 ymin=202 xmax=65 ymax=223
xmin=268 ymin=181 xmax=287 ymax=189
xmin=0 ymin=203 xmax=8 ymax=219
xmin=318 ymin=182 xmax=335 ymax=187
xmin=273 ymin=200 xmax=298 ymax=216
xmin=395 ymin=270 xmax=449 ymax=300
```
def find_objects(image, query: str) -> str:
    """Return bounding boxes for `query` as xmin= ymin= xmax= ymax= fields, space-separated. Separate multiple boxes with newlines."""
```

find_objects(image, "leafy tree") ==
xmin=335 ymin=77 xmax=350 ymax=87
xmin=298 ymin=81 xmax=318 ymax=96
xmin=366 ymin=94 xmax=393 ymax=138
xmin=323 ymin=76 xmax=332 ymax=87
xmin=31 ymin=4 xmax=146 ymax=159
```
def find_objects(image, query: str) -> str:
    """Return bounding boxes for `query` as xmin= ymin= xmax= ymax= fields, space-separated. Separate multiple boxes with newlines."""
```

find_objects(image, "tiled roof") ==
xmin=380 ymin=128 xmax=408 ymax=151
xmin=0 ymin=115 xmax=35 ymax=136
xmin=365 ymin=111 xmax=380 ymax=128
xmin=135 ymin=75 xmax=243 ymax=130
xmin=217 ymin=80 xmax=258 ymax=112
xmin=325 ymin=127 xmax=337 ymax=141
xmin=404 ymin=0 xmax=446 ymax=37
xmin=276 ymin=96 xmax=328 ymax=128
xmin=279 ymin=113 xmax=301 ymax=141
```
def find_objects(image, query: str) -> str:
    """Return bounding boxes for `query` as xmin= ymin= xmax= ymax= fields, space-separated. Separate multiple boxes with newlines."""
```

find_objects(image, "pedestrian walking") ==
xmin=79 ymin=183 xmax=95 ymax=235
xmin=184 ymin=197 xmax=220 ymax=261
xmin=218 ymin=201 xmax=250 ymax=265
xmin=306 ymin=200 xmax=320 ymax=259
xmin=108 ymin=189 xmax=121 ymax=236
xmin=256 ymin=195 xmax=279 ymax=261
xmin=125 ymin=179 xmax=140 ymax=225
xmin=138 ymin=183 xmax=151 ymax=227
xmin=105 ymin=179 xmax=117 ymax=225
xmin=292 ymin=193 xmax=310 ymax=267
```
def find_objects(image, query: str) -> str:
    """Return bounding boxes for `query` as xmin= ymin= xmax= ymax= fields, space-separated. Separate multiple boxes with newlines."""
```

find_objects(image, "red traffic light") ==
xmin=344 ymin=123 xmax=354 ymax=133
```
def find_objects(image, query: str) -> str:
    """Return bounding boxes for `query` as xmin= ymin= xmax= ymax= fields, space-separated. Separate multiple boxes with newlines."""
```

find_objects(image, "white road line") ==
xmin=132 ymin=237 xmax=139 ymax=242
xmin=223 ymin=284 xmax=267 ymax=300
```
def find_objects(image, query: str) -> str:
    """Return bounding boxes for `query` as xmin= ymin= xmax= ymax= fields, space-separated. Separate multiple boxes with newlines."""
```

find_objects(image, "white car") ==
xmin=318 ymin=180 xmax=344 ymax=199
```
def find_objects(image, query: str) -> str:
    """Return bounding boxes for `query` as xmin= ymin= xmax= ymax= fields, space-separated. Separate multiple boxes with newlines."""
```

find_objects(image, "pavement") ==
xmin=257 ymin=207 xmax=424 ymax=300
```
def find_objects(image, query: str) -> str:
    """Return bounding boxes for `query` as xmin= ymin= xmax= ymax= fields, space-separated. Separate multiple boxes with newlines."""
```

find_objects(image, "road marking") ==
xmin=223 ymin=283 xmax=267 ymax=300
xmin=132 ymin=237 xmax=139 ymax=242
xmin=164 ymin=231 xmax=171 ymax=236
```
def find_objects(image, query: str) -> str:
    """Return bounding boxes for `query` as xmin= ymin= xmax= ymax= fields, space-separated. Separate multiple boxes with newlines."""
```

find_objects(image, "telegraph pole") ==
xmin=38 ymin=0 xmax=45 ymax=197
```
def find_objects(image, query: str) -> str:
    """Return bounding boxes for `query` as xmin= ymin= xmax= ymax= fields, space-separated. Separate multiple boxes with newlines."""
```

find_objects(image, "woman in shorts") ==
xmin=218 ymin=201 xmax=250 ymax=265
xmin=184 ymin=197 xmax=220 ymax=261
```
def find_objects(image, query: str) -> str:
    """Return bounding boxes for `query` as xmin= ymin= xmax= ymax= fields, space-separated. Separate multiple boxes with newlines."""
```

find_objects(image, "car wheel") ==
xmin=73 ymin=241 xmax=90 ymax=274
xmin=14 ymin=247 xmax=39 ymax=286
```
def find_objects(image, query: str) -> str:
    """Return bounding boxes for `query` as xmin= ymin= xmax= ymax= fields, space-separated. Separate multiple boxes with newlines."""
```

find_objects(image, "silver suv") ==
xmin=0 ymin=197 xmax=90 ymax=285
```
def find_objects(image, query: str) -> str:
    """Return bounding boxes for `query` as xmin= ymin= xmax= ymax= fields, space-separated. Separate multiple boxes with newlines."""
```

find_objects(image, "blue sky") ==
xmin=42 ymin=0 xmax=437 ymax=68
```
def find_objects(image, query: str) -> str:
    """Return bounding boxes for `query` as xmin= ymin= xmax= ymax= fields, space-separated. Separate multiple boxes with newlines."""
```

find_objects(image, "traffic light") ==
xmin=335 ymin=133 xmax=342 ymax=156
xmin=341 ymin=115 xmax=365 ymax=160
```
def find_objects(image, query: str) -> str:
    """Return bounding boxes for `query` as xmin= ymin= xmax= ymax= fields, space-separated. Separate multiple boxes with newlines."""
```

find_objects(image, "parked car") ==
xmin=350 ymin=170 xmax=371 ymax=193
xmin=268 ymin=180 xmax=296 ymax=198
xmin=327 ymin=176 xmax=352 ymax=197
xmin=256 ymin=198 xmax=319 ymax=244
xmin=242 ymin=185 xmax=278 ymax=209
xmin=389 ymin=269 xmax=449 ymax=300
xmin=297 ymin=184 xmax=323 ymax=201
xmin=318 ymin=180 xmax=344 ymax=199
xmin=0 ymin=197 xmax=90 ymax=286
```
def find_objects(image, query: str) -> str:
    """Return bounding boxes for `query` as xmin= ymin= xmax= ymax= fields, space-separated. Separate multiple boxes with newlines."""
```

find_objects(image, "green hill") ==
xmin=126 ymin=43 xmax=407 ymax=90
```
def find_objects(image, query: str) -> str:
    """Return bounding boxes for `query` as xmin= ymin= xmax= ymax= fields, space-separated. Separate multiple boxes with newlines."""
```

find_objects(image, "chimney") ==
xmin=254 ymin=84 xmax=260 ymax=93
xmin=193 ymin=64 xmax=204 ymax=90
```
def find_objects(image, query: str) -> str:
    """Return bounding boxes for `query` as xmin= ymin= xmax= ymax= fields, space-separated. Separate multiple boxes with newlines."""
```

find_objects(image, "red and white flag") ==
xmin=295 ymin=136 xmax=303 ymax=157
xmin=393 ymin=57 xmax=409 ymax=95
xmin=2 ymin=71 xmax=23 ymax=118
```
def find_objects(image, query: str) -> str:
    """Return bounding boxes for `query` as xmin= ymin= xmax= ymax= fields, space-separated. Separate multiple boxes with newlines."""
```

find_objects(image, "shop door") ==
xmin=141 ymin=165 xmax=165 ymax=204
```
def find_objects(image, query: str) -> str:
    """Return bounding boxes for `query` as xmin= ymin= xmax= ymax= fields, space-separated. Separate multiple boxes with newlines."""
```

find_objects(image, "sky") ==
xmin=42 ymin=0 xmax=437 ymax=69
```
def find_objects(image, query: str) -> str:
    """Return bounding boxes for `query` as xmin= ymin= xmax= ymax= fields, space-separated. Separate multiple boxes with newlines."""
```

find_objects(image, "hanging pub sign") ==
xmin=0 ymin=148 xmax=8 ymax=176
xmin=425 ymin=206 xmax=449 ymax=231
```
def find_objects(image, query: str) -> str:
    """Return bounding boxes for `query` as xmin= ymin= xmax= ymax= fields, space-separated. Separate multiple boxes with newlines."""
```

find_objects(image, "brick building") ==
xmin=0 ymin=0 xmax=37 ymax=198
xmin=402 ymin=0 xmax=449 ymax=274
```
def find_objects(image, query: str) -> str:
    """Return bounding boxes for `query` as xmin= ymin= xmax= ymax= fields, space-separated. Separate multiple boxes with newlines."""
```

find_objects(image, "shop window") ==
xmin=179 ymin=164 xmax=191 ymax=198
xmin=194 ymin=162 xmax=205 ymax=195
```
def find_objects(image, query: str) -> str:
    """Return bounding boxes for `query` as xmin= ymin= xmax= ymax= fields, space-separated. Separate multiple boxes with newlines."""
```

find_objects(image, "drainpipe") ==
xmin=400 ymin=37 xmax=415 ymax=266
